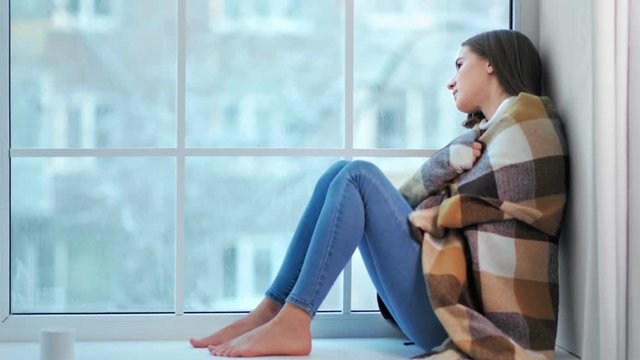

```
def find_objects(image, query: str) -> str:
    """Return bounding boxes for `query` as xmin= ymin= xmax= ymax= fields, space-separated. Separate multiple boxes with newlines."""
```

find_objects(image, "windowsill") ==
xmin=0 ymin=338 xmax=580 ymax=359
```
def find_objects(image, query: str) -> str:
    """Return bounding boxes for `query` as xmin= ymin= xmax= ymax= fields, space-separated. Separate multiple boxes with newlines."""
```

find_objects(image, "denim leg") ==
xmin=358 ymin=233 xmax=447 ymax=350
xmin=268 ymin=160 xmax=446 ymax=352
xmin=265 ymin=160 xmax=350 ymax=305
xmin=330 ymin=161 xmax=446 ymax=350
xmin=283 ymin=160 xmax=372 ymax=316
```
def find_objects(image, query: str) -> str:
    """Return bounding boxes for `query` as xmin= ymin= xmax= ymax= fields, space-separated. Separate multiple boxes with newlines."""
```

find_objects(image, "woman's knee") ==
xmin=323 ymin=160 xmax=381 ymax=183
xmin=343 ymin=160 xmax=383 ymax=177
xmin=321 ymin=160 xmax=385 ymax=192
xmin=320 ymin=161 xmax=350 ymax=179
xmin=314 ymin=160 xmax=351 ymax=191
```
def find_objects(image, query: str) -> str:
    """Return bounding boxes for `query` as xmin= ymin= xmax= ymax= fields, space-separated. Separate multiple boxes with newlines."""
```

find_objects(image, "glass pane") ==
xmin=10 ymin=1 xmax=176 ymax=148
xmin=11 ymin=157 xmax=175 ymax=313
xmin=351 ymin=157 xmax=427 ymax=311
xmin=94 ymin=0 xmax=112 ymax=16
xmin=354 ymin=0 xmax=510 ymax=149
xmin=185 ymin=0 xmax=344 ymax=148
xmin=184 ymin=157 xmax=343 ymax=312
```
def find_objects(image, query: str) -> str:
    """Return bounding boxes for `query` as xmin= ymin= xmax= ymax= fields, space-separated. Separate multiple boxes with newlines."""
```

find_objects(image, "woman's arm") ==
xmin=399 ymin=127 xmax=482 ymax=208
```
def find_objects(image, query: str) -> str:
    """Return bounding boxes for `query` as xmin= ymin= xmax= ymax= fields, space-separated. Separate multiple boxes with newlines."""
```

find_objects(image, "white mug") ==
xmin=40 ymin=328 xmax=75 ymax=360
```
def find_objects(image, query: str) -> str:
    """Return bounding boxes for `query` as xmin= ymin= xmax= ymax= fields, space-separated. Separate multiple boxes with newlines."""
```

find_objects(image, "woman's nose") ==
xmin=447 ymin=77 xmax=456 ymax=90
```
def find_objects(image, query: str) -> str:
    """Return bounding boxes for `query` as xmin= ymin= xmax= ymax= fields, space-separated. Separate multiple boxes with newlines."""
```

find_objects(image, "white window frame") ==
xmin=0 ymin=0 xmax=532 ymax=341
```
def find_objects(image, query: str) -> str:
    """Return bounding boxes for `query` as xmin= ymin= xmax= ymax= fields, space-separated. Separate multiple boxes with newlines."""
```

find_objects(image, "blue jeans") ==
xmin=265 ymin=160 xmax=447 ymax=351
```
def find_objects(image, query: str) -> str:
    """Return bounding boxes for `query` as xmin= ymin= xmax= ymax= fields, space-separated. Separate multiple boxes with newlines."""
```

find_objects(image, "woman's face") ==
xmin=447 ymin=46 xmax=492 ymax=114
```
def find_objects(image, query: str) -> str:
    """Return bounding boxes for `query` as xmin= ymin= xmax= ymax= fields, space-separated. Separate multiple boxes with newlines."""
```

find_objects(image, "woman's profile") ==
xmin=190 ymin=29 xmax=568 ymax=359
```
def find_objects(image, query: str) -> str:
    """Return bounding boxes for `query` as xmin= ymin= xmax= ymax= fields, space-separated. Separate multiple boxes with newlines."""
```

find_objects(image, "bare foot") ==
xmin=189 ymin=297 xmax=281 ymax=348
xmin=208 ymin=303 xmax=312 ymax=357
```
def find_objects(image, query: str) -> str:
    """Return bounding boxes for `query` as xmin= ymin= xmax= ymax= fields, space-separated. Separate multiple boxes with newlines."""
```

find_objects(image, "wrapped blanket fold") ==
xmin=400 ymin=93 xmax=568 ymax=360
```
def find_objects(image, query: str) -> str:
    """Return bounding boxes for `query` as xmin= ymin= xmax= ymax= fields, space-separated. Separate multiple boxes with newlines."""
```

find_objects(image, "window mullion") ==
xmin=344 ymin=0 xmax=355 ymax=159
xmin=1 ymin=0 xmax=10 ymax=322
xmin=7 ymin=148 xmax=437 ymax=158
xmin=342 ymin=0 xmax=355 ymax=315
xmin=175 ymin=0 xmax=187 ymax=316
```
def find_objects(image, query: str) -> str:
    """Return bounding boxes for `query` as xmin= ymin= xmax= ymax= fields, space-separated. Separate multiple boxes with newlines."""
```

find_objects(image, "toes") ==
xmin=230 ymin=346 xmax=254 ymax=357
xmin=191 ymin=335 xmax=216 ymax=348
xmin=190 ymin=338 xmax=204 ymax=348
xmin=213 ymin=343 xmax=238 ymax=357
xmin=208 ymin=345 xmax=219 ymax=356
xmin=209 ymin=344 xmax=228 ymax=357
xmin=227 ymin=348 xmax=239 ymax=357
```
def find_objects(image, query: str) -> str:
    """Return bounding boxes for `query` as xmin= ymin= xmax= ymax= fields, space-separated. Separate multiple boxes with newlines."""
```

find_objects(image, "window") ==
xmin=51 ymin=0 xmax=121 ymax=32
xmin=207 ymin=0 xmax=307 ymax=34
xmin=51 ymin=0 xmax=120 ymax=32
xmin=1 ymin=0 xmax=513 ymax=340
xmin=49 ymin=93 xmax=111 ymax=149
xmin=375 ymin=90 xmax=407 ymax=148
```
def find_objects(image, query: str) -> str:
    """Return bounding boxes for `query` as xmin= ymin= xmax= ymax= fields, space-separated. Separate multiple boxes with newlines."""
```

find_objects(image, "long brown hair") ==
xmin=460 ymin=30 xmax=543 ymax=127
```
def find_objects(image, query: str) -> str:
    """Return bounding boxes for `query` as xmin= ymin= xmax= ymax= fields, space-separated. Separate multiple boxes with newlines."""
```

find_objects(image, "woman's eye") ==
xmin=455 ymin=62 xmax=462 ymax=69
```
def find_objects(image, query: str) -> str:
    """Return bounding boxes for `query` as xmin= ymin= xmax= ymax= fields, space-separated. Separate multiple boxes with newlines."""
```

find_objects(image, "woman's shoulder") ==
xmin=481 ymin=93 xmax=565 ymax=143
xmin=506 ymin=93 xmax=557 ymax=123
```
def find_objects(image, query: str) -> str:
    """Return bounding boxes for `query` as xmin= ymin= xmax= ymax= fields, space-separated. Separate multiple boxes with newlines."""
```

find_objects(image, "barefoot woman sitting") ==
xmin=190 ymin=29 xmax=568 ymax=359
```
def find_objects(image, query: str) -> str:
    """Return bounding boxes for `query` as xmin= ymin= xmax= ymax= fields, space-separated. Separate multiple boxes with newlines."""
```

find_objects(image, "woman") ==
xmin=190 ymin=29 xmax=568 ymax=359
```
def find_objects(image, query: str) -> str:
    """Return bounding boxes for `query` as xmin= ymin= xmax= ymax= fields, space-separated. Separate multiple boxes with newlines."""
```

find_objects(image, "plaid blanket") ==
xmin=399 ymin=93 xmax=568 ymax=360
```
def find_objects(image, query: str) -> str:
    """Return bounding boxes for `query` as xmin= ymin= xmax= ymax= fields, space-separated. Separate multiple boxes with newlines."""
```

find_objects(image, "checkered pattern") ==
xmin=401 ymin=93 xmax=567 ymax=360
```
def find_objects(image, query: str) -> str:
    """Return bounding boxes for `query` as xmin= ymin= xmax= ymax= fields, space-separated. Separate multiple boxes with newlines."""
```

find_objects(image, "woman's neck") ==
xmin=480 ymin=86 xmax=512 ymax=121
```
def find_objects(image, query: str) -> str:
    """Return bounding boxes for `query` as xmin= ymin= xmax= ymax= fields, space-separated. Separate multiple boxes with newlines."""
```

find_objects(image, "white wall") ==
xmin=628 ymin=0 xmax=640 ymax=355
xmin=537 ymin=0 xmax=594 ymax=355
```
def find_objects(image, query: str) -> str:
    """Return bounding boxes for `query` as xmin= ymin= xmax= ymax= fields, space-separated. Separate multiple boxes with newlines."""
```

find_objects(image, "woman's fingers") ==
xmin=472 ymin=141 xmax=483 ymax=160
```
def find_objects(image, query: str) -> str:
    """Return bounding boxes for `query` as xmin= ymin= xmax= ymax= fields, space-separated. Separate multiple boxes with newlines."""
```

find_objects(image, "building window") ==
xmin=207 ymin=0 xmax=307 ymax=34
xmin=222 ymin=246 xmax=237 ymax=299
xmin=46 ymin=92 xmax=114 ymax=150
xmin=375 ymin=91 xmax=407 ymax=149
xmin=51 ymin=0 xmax=120 ymax=32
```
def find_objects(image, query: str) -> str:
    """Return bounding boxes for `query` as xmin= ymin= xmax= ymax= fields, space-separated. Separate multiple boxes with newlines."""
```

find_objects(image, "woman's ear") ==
xmin=486 ymin=62 xmax=495 ymax=74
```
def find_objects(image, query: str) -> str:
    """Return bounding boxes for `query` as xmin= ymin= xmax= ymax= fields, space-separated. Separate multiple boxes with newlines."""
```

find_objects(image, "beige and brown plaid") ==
xmin=401 ymin=93 xmax=568 ymax=360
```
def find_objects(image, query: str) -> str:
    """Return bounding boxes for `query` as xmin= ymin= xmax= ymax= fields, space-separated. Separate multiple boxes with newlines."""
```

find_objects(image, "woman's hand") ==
xmin=409 ymin=205 xmax=446 ymax=239
xmin=449 ymin=141 xmax=484 ymax=173
xmin=472 ymin=141 xmax=483 ymax=159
